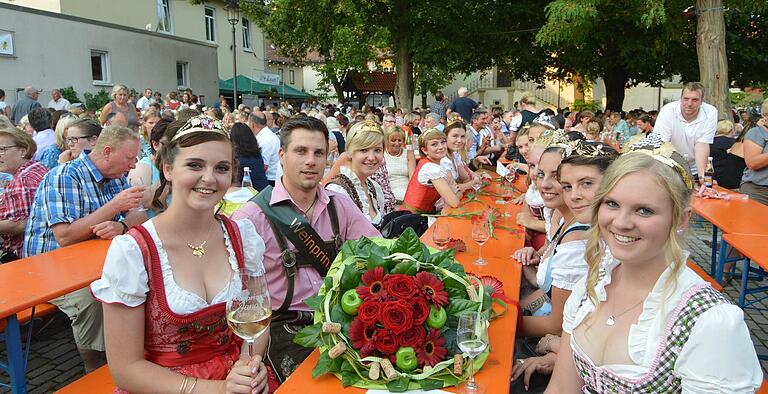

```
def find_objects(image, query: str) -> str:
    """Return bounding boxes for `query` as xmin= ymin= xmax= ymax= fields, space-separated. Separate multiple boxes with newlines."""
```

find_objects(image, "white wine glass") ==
xmin=472 ymin=177 xmax=482 ymax=195
xmin=471 ymin=219 xmax=490 ymax=266
xmin=457 ymin=312 xmax=489 ymax=394
xmin=226 ymin=271 xmax=272 ymax=357
xmin=130 ymin=177 xmax=147 ymax=212
xmin=432 ymin=220 xmax=450 ymax=250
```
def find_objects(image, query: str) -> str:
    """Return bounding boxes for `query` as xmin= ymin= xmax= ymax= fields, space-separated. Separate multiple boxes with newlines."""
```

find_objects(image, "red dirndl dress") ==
xmin=115 ymin=216 xmax=278 ymax=393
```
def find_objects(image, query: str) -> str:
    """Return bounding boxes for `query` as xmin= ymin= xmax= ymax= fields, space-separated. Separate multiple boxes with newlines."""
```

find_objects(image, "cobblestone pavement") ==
xmin=1 ymin=220 xmax=766 ymax=392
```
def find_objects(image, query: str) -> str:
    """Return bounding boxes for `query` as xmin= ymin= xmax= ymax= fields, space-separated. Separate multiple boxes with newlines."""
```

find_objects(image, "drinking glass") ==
xmin=501 ymin=187 xmax=515 ymax=217
xmin=472 ymin=177 xmax=482 ymax=195
xmin=471 ymin=219 xmax=490 ymax=266
xmin=131 ymin=177 xmax=147 ymax=212
xmin=457 ymin=312 xmax=489 ymax=394
xmin=432 ymin=220 xmax=450 ymax=250
xmin=226 ymin=271 xmax=272 ymax=356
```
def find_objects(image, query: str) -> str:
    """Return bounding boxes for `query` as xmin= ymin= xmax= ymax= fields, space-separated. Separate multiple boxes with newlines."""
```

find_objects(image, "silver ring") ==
xmin=518 ymin=359 xmax=525 ymax=365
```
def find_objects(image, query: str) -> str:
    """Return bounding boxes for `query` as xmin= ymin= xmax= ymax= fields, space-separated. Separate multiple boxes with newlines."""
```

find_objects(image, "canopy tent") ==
xmin=218 ymin=75 xmax=311 ymax=100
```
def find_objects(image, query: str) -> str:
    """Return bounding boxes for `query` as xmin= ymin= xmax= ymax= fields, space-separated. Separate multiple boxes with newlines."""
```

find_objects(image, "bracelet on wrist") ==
xmin=119 ymin=221 xmax=128 ymax=235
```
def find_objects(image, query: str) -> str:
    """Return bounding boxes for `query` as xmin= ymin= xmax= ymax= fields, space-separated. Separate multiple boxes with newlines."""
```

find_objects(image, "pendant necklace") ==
xmin=187 ymin=221 xmax=217 ymax=258
xmin=606 ymin=272 xmax=647 ymax=326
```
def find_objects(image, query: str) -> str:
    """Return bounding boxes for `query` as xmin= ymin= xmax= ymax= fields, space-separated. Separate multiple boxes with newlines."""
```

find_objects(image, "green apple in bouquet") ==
xmin=293 ymin=228 xmax=509 ymax=392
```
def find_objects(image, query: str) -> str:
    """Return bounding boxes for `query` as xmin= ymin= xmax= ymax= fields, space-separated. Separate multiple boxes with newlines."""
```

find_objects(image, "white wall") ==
xmin=0 ymin=3 xmax=218 ymax=108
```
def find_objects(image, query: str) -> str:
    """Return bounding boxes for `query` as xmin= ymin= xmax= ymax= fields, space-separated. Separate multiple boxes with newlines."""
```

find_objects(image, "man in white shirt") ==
xmin=248 ymin=111 xmax=283 ymax=186
xmin=135 ymin=88 xmax=152 ymax=112
xmin=653 ymin=82 xmax=718 ymax=180
xmin=47 ymin=89 xmax=70 ymax=111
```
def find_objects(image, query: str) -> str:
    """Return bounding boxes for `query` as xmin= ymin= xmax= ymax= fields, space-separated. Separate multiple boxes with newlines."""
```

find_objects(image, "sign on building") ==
xmin=257 ymin=72 xmax=281 ymax=86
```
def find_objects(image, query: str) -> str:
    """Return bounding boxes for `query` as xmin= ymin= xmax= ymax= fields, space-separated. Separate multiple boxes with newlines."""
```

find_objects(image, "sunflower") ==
xmin=356 ymin=266 xmax=387 ymax=301
xmin=416 ymin=328 xmax=447 ymax=367
xmin=414 ymin=271 xmax=448 ymax=307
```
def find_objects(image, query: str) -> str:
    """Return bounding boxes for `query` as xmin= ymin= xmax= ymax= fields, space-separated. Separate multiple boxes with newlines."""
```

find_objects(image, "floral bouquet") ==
xmin=294 ymin=228 xmax=508 ymax=392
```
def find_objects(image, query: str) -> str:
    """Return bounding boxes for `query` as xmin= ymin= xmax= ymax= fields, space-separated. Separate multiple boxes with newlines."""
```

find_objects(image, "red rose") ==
xmin=398 ymin=325 xmax=426 ymax=348
xmin=379 ymin=300 xmax=414 ymax=334
xmin=410 ymin=297 xmax=429 ymax=325
xmin=384 ymin=274 xmax=419 ymax=300
xmin=357 ymin=300 xmax=380 ymax=325
xmin=374 ymin=329 xmax=399 ymax=354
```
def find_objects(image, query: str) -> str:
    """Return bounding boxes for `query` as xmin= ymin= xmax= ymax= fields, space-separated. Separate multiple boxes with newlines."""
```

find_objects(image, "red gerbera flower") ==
xmin=357 ymin=267 xmax=387 ymax=301
xmin=349 ymin=319 xmax=377 ymax=357
xmin=416 ymin=328 xmax=447 ymax=367
xmin=468 ymin=273 xmax=513 ymax=304
xmin=414 ymin=271 xmax=448 ymax=307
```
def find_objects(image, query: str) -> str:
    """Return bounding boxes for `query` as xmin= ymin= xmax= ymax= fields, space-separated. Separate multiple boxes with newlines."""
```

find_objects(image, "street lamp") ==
xmin=226 ymin=0 xmax=240 ymax=109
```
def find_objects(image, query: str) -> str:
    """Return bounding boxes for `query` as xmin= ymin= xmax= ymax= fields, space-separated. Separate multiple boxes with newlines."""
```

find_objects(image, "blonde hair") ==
xmin=384 ymin=125 xmax=406 ymax=144
xmin=520 ymin=91 xmax=537 ymax=106
xmin=583 ymin=152 xmax=692 ymax=315
xmin=585 ymin=120 xmax=601 ymax=139
xmin=716 ymin=119 xmax=734 ymax=137
xmin=110 ymin=84 xmax=129 ymax=101
xmin=140 ymin=109 xmax=162 ymax=140
xmin=418 ymin=128 xmax=446 ymax=156
xmin=54 ymin=113 xmax=80 ymax=150
xmin=0 ymin=127 xmax=37 ymax=159
xmin=345 ymin=121 xmax=385 ymax=154
xmin=93 ymin=125 xmax=139 ymax=152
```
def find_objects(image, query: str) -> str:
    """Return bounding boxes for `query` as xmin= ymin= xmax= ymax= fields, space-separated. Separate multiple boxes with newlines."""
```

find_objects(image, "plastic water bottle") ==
xmin=241 ymin=167 xmax=253 ymax=188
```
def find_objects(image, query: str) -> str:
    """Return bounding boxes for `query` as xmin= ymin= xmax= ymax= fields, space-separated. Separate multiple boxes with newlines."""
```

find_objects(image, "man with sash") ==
xmin=233 ymin=116 xmax=380 ymax=382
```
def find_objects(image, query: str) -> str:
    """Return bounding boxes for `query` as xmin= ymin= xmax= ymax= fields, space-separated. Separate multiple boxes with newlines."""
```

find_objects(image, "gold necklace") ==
xmin=186 ymin=221 xmax=217 ymax=258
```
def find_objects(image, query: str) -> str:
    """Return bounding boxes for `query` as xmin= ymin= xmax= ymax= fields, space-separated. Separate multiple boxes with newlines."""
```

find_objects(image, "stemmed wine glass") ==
xmin=432 ymin=220 xmax=450 ymax=250
xmin=457 ymin=312 xmax=489 ymax=394
xmin=226 ymin=271 xmax=272 ymax=357
xmin=471 ymin=218 xmax=490 ymax=266
xmin=501 ymin=187 xmax=515 ymax=217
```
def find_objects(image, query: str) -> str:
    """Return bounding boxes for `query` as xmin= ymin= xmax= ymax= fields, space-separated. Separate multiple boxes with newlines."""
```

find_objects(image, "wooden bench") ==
xmin=56 ymin=364 xmax=113 ymax=393
xmin=687 ymin=260 xmax=723 ymax=292
xmin=0 ymin=303 xmax=58 ymax=331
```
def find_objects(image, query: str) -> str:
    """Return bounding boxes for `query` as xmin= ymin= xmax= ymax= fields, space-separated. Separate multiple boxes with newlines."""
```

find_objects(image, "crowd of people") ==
xmin=0 ymin=80 xmax=766 ymax=393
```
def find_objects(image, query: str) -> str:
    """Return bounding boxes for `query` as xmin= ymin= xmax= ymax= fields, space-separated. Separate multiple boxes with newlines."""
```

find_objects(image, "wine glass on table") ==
xmin=501 ymin=187 xmax=515 ymax=217
xmin=457 ymin=312 xmax=489 ymax=394
xmin=226 ymin=271 xmax=272 ymax=357
xmin=432 ymin=220 xmax=450 ymax=250
xmin=130 ymin=177 xmax=147 ymax=211
xmin=472 ymin=177 xmax=482 ymax=197
xmin=471 ymin=218 xmax=490 ymax=266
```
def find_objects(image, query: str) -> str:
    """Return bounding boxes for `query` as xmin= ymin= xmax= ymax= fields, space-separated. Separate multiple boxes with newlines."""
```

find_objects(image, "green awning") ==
xmin=219 ymin=75 xmax=311 ymax=99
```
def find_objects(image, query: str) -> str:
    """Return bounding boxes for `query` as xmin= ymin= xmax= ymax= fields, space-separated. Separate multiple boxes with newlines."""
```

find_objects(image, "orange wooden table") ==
xmin=278 ymin=179 xmax=524 ymax=393
xmin=721 ymin=234 xmax=768 ymax=310
xmin=0 ymin=239 xmax=111 ymax=394
xmin=690 ymin=187 xmax=768 ymax=282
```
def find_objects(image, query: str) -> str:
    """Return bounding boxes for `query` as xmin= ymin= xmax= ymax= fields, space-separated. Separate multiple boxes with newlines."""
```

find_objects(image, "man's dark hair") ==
xmin=638 ymin=114 xmax=655 ymax=126
xmin=279 ymin=116 xmax=328 ymax=149
xmin=435 ymin=91 xmax=444 ymax=101
xmin=176 ymin=108 xmax=199 ymax=122
xmin=0 ymin=88 xmax=5 ymax=99
xmin=69 ymin=118 xmax=103 ymax=139
xmin=249 ymin=111 xmax=267 ymax=126
xmin=470 ymin=110 xmax=485 ymax=123
xmin=28 ymin=107 xmax=51 ymax=132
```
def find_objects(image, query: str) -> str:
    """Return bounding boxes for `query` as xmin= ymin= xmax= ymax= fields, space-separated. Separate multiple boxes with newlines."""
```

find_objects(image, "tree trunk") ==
xmin=394 ymin=46 xmax=415 ymax=111
xmin=573 ymin=74 xmax=586 ymax=102
xmin=602 ymin=68 xmax=628 ymax=112
xmin=696 ymin=0 xmax=732 ymax=121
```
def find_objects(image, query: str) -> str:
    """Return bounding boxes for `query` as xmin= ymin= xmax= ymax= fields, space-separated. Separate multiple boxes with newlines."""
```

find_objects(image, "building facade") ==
xmin=0 ymin=0 xmax=269 ymax=107
xmin=0 ymin=2 xmax=218 ymax=108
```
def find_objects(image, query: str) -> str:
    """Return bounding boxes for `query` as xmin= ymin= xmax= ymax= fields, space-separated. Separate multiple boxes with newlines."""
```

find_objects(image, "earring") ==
xmin=676 ymin=229 xmax=683 ymax=234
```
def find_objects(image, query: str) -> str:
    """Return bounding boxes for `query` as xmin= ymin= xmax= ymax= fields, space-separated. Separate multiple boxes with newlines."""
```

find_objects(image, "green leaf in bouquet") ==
xmin=390 ymin=227 xmax=421 ymax=256
xmin=341 ymin=263 xmax=362 ymax=292
xmin=304 ymin=294 xmax=325 ymax=312
xmin=445 ymin=286 xmax=468 ymax=300
xmin=440 ymin=374 xmax=459 ymax=387
xmin=446 ymin=298 xmax=480 ymax=316
xmin=390 ymin=261 xmax=417 ymax=275
xmin=386 ymin=376 xmax=411 ymax=393
xmin=417 ymin=378 xmax=445 ymax=390
xmin=293 ymin=323 xmax=324 ymax=348
xmin=430 ymin=248 xmax=455 ymax=267
xmin=323 ymin=275 xmax=334 ymax=291
xmin=366 ymin=252 xmax=387 ymax=272
xmin=339 ymin=360 xmax=361 ymax=387
xmin=442 ymin=317 xmax=461 ymax=356
xmin=341 ymin=239 xmax=358 ymax=260
xmin=330 ymin=303 xmax=353 ymax=336
xmin=354 ymin=236 xmax=376 ymax=257
xmin=481 ymin=285 xmax=493 ymax=311
xmin=312 ymin=351 xmax=342 ymax=379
